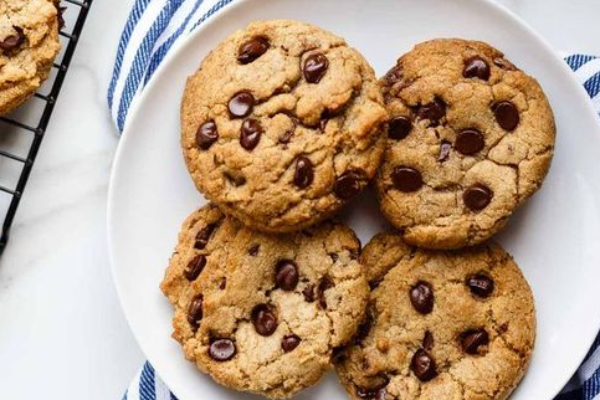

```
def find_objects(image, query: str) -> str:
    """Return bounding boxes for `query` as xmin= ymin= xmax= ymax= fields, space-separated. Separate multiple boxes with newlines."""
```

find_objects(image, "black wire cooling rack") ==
xmin=0 ymin=0 xmax=93 ymax=255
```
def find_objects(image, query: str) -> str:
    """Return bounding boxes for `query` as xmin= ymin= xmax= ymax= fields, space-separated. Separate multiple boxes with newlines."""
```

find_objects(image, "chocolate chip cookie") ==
xmin=377 ymin=39 xmax=556 ymax=249
xmin=181 ymin=19 xmax=388 ymax=233
xmin=161 ymin=203 xmax=369 ymax=398
xmin=335 ymin=232 xmax=536 ymax=400
xmin=0 ymin=0 xmax=62 ymax=115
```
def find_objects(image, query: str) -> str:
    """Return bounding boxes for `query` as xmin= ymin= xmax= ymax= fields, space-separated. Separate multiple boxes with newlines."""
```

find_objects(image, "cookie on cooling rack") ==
xmin=181 ymin=19 xmax=388 ymax=233
xmin=376 ymin=39 xmax=556 ymax=249
xmin=0 ymin=0 xmax=62 ymax=115
xmin=161 ymin=203 xmax=369 ymax=399
xmin=335 ymin=232 xmax=536 ymax=400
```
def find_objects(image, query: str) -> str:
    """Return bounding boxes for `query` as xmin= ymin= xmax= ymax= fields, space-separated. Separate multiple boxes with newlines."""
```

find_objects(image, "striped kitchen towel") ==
xmin=108 ymin=1 xmax=600 ymax=400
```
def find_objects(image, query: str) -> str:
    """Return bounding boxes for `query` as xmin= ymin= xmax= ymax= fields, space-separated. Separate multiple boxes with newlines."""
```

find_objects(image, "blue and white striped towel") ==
xmin=108 ymin=1 xmax=600 ymax=399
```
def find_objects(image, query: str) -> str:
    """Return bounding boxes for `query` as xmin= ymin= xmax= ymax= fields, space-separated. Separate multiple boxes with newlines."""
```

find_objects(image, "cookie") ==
xmin=181 ymin=19 xmax=388 ymax=233
xmin=376 ymin=39 xmax=556 ymax=249
xmin=0 ymin=0 xmax=61 ymax=115
xmin=335 ymin=232 xmax=536 ymax=400
xmin=161 ymin=203 xmax=370 ymax=398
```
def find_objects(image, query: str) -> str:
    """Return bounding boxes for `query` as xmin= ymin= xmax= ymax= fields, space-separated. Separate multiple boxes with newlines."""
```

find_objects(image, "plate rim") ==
xmin=107 ymin=0 xmax=600 ymax=399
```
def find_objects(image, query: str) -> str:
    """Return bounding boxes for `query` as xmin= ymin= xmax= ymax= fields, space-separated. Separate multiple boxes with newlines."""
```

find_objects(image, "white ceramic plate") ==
xmin=108 ymin=0 xmax=600 ymax=399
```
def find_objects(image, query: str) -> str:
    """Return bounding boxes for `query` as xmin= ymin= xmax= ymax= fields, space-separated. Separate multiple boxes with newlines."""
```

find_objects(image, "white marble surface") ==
xmin=0 ymin=1 xmax=599 ymax=399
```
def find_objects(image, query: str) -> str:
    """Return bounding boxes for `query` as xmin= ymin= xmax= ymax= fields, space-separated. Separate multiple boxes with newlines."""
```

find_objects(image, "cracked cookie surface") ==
xmin=376 ymin=39 xmax=555 ymax=249
xmin=335 ymin=232 xmax=536 ymax=400
xmin=181 ymin=19 xmax=388 ymax=233
xmin=0 ymin=0 xmax=61 ymax=115
xmin=161 ymin=203 xmax=369 ymax=398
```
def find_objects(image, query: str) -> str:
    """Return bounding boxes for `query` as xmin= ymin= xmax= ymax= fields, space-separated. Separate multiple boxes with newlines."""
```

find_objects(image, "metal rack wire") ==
xmin=0 ymin=0 xmax=93 ymax=255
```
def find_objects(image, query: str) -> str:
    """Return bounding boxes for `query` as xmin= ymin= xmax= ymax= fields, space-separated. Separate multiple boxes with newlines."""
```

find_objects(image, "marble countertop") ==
xmin=0 ymin=1 xmax=599 ymax=399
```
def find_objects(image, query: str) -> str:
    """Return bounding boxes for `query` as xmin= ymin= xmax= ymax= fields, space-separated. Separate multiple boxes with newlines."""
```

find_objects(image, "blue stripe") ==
xmin=107 ymin=0 xmax=152 ymax=110
xmin=139 ymin=362 xmax=156 ymax=400
xmin=143 ymin=0 xmax=207 ymax=86
xmin=170 ymin=392 xmax=179 ymax=400
xmin=583 ymin=71 xmax=600 ymax=99
xmin=116 ymin=0 xmax=186 ymax=131
xmin=121 ymin=389 xmax=129 ymax=400
xmin=565 ymin=54 xmax=597 ymax=72
xmin=190 ymin=0 xmax=234 ymax=31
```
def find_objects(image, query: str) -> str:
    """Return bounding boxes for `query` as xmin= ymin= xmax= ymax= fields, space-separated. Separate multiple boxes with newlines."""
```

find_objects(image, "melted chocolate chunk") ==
xmin=303 ymin=52 xmax=329 ymax=83
xmin=196 ymin=120 xmax=219 ymax=150
xmin=463 ymin=56 xmax=490 ymax=80
xmin=293 ymin=156 xmax=314 ymax=189
xmin=228 ymin=92 xmax=255 ymax=118
xmin=251 ymin=304 xmax=278 ymax=336
xmin=466 ymin=274 xmax=495 ymax=298
xmin=411 ymin=349 xmax=437 ymax=381
xmin=184 ymin=255 xmax=206 ymax=281
xmin=410 ymin=281 xmax=434 ymax=314
xmin=275 ymin=260 xmax=299 ymax=291
xmin=209 ymin=338 xmax=236 ymax=361
xmin=238 ymin=37 xmax=269 ymax=64
xmin=391 ymin=166 xmax=423 ymax=192
xmin=240 ymin=118 xmax=262 ymax=150
xmin=464 ymin=184 xmax=493 ymax=211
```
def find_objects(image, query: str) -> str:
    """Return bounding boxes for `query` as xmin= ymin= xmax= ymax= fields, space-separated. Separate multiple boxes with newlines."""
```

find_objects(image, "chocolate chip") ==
xmin=463 ymin=184 xmax=493 ymax=211
xmin=355 ymin=313 xmax=373 ymax=342
xmin=410 ymin=281 xmax=434 ymax=314
xmin=0 ymin=27 xmax=25 ymax=51
xmin=417 ymin=97 xmax=446 ymax=123
xmin=196 ymin=121 xmax=219 ymax=150
xmin=334 ymin=170 xmax=363 ymax=200
xmin=369 ymin=277 xmax=383 ymax=290
xmin=238 ymin=37 xmax=269 ymax=64
xmin=438 ymin=140 xmax=452 ymax=162
xmin=332 ymin=347 xmax=346 ymax=364
xmin=209 ymin=338 xmax=236 ymax=361
xmin=466 ymin=274 xmax=495 ymax=298
xmin=455 ymin=129 xmax=485 ymax=155
xmin=185 ymin=255 xmax=206 ymax=281
xmin=389 ymin=116 xmax=412 ymax=140
xmin=493 ymin=101 xmax=520 ymax=131
xmin=493 ymin=57 xmax=517 ymax=71
xmin=275 ymin=260 xmax=299 ymax=291
xmin=302 ymin=284 xmax=315 ymax=302
xmin=356 ymin=376 xmax=389 ymax=400
xmin=293 ymin=156 xmax=314 ymax=189
xmin=329 ymin=253 xmax=339 ymax=262
xmin=279 ymin=129 xmax=294 ymax=145
xmin=228 ymin=92 xmax=254 ymax=118
xmin=410 ymin=349 xmax=437 ymax=381
xmin=391 ymin=166 xmax=423 ymax=192
xmin=281 ymin=334 xmax=301 ymax=352
xmin=251 ymin=304 xmax=278 ymax=336
xmin=187 ymin=294 xmax=203 ymax=327
xmin=195 ymin=224 xmax=216 ymax=250
xmin=219 ymin=277 xmax=227 ymax=290
xmin=240 ymin=118 xmax=262 ymax=150
xmin=317 ymin=277 xmax=334 ymax=309
xmin=248 ymin=244 xmax=260 ymax=256
xmin=463 ymin=56 xmax=490 ymax=80
xmin=303 ymin=52 xmax=329 ymax=83
xmin=461 ymin=329 xmax=489 ymax=355
xmin=356 ymin=387 xmax=387 ymax=400
xmin=423 ymin=331 xmax=434 ymax=351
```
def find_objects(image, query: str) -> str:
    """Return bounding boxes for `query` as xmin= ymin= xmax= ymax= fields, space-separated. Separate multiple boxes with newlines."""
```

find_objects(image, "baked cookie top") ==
xmin=0 ymin=0 xmax=61 ymax=115
xmin=181 ymin=19 xmax=388 ymax=233
xmin=376 ymin=39 xmax=555 ymax=249
xmin=335 ymin=233 xmax=536 ymax=400
xmin=161 ymin=204 xmax=369 ymax=399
